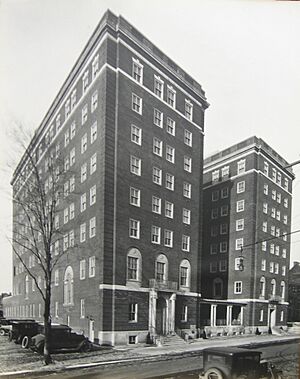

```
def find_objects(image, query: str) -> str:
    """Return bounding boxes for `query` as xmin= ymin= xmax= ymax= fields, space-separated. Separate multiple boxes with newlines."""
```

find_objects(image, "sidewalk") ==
xmin=0 ymin=333 xmax=299 ymax=377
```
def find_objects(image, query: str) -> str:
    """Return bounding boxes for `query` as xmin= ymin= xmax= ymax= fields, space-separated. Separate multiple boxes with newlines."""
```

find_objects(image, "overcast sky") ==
xmin=0 ymin=0 xmax=300 ymax=293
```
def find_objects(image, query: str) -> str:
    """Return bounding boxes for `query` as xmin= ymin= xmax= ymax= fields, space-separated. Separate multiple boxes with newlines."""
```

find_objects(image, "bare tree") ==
xmin=8 ymin=124 xmax=77 ymax=364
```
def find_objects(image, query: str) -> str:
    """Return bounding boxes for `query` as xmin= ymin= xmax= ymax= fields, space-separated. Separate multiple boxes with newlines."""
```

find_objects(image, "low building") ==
xmin=288 ymin=261 xmax=300 ymax=322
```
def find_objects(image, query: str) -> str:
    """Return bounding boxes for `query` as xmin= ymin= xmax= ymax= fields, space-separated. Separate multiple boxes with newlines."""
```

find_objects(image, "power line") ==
xmin=241 ymin=228 xmax=300 ymax=250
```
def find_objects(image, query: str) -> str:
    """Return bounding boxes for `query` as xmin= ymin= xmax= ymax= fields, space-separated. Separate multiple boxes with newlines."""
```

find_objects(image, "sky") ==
xmin=0 ymin=0 xmax=300 ymax=293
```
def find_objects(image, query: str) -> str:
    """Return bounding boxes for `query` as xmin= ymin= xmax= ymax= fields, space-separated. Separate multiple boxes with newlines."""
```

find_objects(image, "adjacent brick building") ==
xmin=3 ymin=10 xmax=209 ymax=345
xmin=288 ymin=261 xmax=300 ymax=322
xmin=202 ymin=137 xmax=294 ymax=333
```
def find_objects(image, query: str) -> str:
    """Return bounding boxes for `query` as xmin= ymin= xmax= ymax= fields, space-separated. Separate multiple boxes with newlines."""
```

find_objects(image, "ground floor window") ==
xmin=128 ymin=335 xmax=137 ymax=344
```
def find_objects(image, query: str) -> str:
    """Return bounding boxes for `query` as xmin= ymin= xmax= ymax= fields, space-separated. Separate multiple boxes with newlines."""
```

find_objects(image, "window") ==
xmin=54 ymin=240 xmax=59 ymax=256
xmin=64 ymin=157 xmax=70 ymax=172
xmin=284 ymin=198 xmax=288 ymax=208
xmin=183 ymin=182 xmax=191 ymax=198
xmin=64 ymin=130 xmax=70 ymax=147
xmin=131 ymin=125 xmax=142 ymax=145
xmin=153 ymin=137 xmax=163 ymax=156
xmin=276 ymin=193 xmax=281 ymax=203
xmin=263 ymin=203 xmax=268 ymax=214
xmin=220 ymin=223 xmax=228 ymax=235
xmin=272 ymin=190 xmax=276 ymax=200
xmin=64 ymin=266 xmax=74 ymax=305
xmin=184 ymin=129 xmax=192 ymax=146
xmin=182 ymin=235 xmax=190 ymax=252
xmin=277 ymin=172 xmax=282 ymax=186
xmin=80 ymin=299 xmax=85 ymax=319
xmin=211 ymin=208 xmax=218 ymax=219
xmin=130 ymin=187 xmax=140 ymax=207
xmin=56 ymin=115 xmax=61 ymax=132
xmin=90 ymin=153 xmax=97 ymax=174
xmin=129 ymin=219 xmax=140 ymax=239
xmin=263 ymin=162 xmax=269 ymax=176
xmin=82 ymin=104 xmax=88 ymax=125
xmin=54 ymin=270 xmax=59 ymax=286
xmin=164 ymin=230 xmax=173 ymax=247
xmin=130 ymin=156 xmax=141 ymax=176
xmin=260 ymin=277 xmax=266 ymax=297
xmin=212 ymin=170 xmax=219 ymax=182
xmin=221 ymin=166 xmax=229 ymax=177
xmin=284 ymin=178 xmax=289 ymax=190
xmin=185 ymin=100 xmax=193 ymax=120
xmin=153 ymin=167 xmax=162 ymax=185
xmin=166 ymin=117 xmax=175 ymax=136
xmin=179 ymin=260 xmax=191 ymax=288
xmin=234 ymin=281 xmax=242 ymax=294
xmin=71 ymin=89 xmax=77 ymax=109
xmin=91 ymin=91 xmax=98 ymax=112
xmin=91 ymin=122 xmax=97 ymax=143
xmin=183 ymin=208 xmax=191 ymax=224
xmin=128 ymin=335 xmax=137 ymax=344
xmin=69 ymin=230 xmax=74 ymax=247
xmin=212 ymin=191 xmax=219 ymax=201
xmin=70 ymin=122 xmax=76 ymax=139
xmin=261 ymin=259 xmax=266 ymax=271
xmin=55 ymin=215 xmax=59 ymax=230
xmin=90 ymin=185 xmax=96 ymax=205
xmin=219 ymin=260 xmax=227 ymax=272
xmin=181 ymin=305 xmax=188 ymax=322
xmin=166 ymin=145 xmax=175 ymax=163
xmin=237 ymin=159 xmax=246 ymax=174
xmin=213 ymin=278 xmax=223 ymax=297
xmin=270 ymin=244 xmax=275 ymax=254
xmin=154 ymin=76 xmax=164 ymax=98
xmin=270 ymin=262 xmax=274 ymax=273
xmin=64 ymin=208 xmax=69 ymax=224
xmin=282 ymin=248 xmax=287 ymax=258
xmin=166 ymin=86 xmax=176 ymax=107
xmin=275 ymin=263 xmax=279 ymax=274
xmin=129 ymin=303 xmax=138 ymax=322
xmin=262 ymin=222 xmax=268 ymax=233
xmin=184 ymin=156 xmax=192 ymax=172
xmin=89 ymin=217 xmax=96 ymax=238
xmin=221 ymin=187 xmax=229 ymax=198
xmin=80 ymin=223 xmax=86 ymax=243
xmin=132 ymin=93 xmax=142 ymax=114
xmin=70 ymin=148 xmax=75 ymax=166
xmin=235 ymin=238 xmax=244 ymax=250
xmin=155 ymin=254 xmax=168 ymax=281
xmin=82 ymin=71 xmax=89 ymax=93
xmin=210 ymin=243 xmax=218 ymax=254
xmin=152 ymin=196 xmax=161 ymax=214
xmin=63 ymin=234 xmax=69 ymax=251
xmin=264 ymin=184 xmax=269 ymax=195
xmin=236 ymin=219 xmax=244 ymax=231
xmin=220 ymin=241 xmax=228 ymax=253
xmin=165 ymin=173 xmax=174 ymax=191
xmin=80 ymin=260 xmax=86 ymax=280
xmin=165 ymin=201 xmax=174 ymax=218
xmin=89 ymin=256 xmax=96 ymax=277
xmin=283 ymin=232 xmax=287 ymax=241
xmin=132 ymin=58 xmax=143 ymax=83
xmin=237 ymin=181 xmax=245 ymax=193
xmin=276 ymin=210 xmax=281 ymax=221
xmin=282 ymin=266 xmax=286 ymax=276
xmin=81 ymin=193 xmax=87 ymax=212
xmin=272 ymin=168 xmax=276 ymax=181
xmin=92 ymin=54 xmax=99 ymax=79
xmin=127 ymin=248 xmax=141 ymax=282
xmin=280 ymin=281 xmax=285 ymax=299
xmin=69 ymin=203 xmax=75 ymax=220
xmin=153 ymin=109 xmax=163 ymax=128
xmin=236 ymin=200 xmax=245 ymax=212
xmin=81 ymin=133 xmax=87 ymax=153
xmin=221 ymin=205 xmax=229 ymax=216
xmin=262 ymin=241 xmax=267 ymax=251
xmin=151 ymin=225 xmax=161 ymax=244
xmin=271 ymin=279 xmax=276 ymax=295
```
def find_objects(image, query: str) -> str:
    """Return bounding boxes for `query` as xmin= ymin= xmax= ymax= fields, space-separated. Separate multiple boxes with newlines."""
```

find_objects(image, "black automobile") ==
xmin=198 ymin=347 xmax=283 ymax=379
xmin=30 ymin=324 xmax=91 ymax=353
xmin=8 ymin=320 xmax=40 ymax=347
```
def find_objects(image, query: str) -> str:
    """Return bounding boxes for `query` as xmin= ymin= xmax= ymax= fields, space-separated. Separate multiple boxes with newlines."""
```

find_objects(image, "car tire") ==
xmin=204 ymin=368 xmax=225 ymax=379
xmin=21 ymin=336 xmax=30 ymax=349
xmin=0 ymin=329 xmax=5 ymax=336
xmin=80 ymin=341 xmax=90 ymax=353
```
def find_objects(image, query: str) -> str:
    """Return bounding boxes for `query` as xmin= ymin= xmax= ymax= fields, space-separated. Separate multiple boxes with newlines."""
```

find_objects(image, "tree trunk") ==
xmin=43 ymin=286 xmax=52 ymax=365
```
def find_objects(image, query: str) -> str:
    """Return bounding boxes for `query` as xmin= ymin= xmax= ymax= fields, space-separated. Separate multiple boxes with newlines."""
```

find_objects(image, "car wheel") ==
xmin=8 ymin=331 xmax=13 ymax=342
xmin=21 ymin=336 xmax=30 ymax=349
xmin=80 ymin=341 xmax=90 ymax=353
xmin=204 ymin=368 xmax=224 ymax=379
xmin=0 ymin=329 xmax=5 ymax=336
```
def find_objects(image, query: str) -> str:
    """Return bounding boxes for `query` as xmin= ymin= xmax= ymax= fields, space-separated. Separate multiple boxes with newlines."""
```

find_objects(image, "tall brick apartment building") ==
xmin=202 ymin=137 xmax=294 ymax=333
xmin=4 ymin=10 xmax=209 ymax=345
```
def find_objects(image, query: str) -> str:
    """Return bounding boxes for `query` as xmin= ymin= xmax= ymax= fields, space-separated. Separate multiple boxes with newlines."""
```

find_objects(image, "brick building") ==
xmin=3 ymin=10 xmax=209 ymax=345
xmin=288 ymin=261 xmax=300 ymax=322
xmin=202 ymin=136 xmax=294 ymax=333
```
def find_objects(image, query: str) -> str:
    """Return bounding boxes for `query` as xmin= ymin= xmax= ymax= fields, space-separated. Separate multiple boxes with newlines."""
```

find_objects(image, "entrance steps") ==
xmin=158 ymin=333 xmax=187 ymax=347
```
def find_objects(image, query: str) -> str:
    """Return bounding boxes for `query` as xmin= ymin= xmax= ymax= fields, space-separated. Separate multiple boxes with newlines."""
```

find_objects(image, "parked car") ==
xmin=7 ymin=320 xmax=41 ymax=347
xmin=0 ymin=318 xmax=12 ymax=336
xmin=199 ymin=347 xmax=283 ymax=379
xmin=30 ymin=324 xmax=91 ymax=354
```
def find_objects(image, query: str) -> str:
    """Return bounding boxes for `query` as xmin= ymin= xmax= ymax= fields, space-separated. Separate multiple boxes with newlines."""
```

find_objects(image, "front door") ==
xmin=156 ymin=297 xmax=167 ymax=335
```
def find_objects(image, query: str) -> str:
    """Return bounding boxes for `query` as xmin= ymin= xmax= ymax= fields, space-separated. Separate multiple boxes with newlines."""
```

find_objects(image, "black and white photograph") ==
xmin=0 ymin=0 xmax=299 ymax=378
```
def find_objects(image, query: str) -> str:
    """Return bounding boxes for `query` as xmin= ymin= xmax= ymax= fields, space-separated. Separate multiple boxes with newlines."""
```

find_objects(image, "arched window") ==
xmin=213 ymin=278 xmax=223 ymax=298
xmin=271 ymin=279 xmax=276 ymax=296
xmin=280 ymin=281 xmax=285 ymax=300
xmin=64 ymin=266 xmax=74 ymax=305
xmin=127 ymin=248 xmax=142 ymax=283
xmin=179 ymin=259 xmax=191 ymax=289
xmin=155 ymin=254 xmax=168 ymax=282
xmin=259 ymin=277 xmax=266 ymax=297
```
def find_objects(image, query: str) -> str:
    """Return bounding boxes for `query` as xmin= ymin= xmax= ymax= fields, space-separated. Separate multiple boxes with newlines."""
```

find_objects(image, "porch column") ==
xmin=148 ymin=289 xmax=158 ymax=338
xmin=210 ymin=304 xmax=217 ymax=327
xmin=240 ymin=306 xmax=244 ymax=326
xmin=226 ymin=305 xmax=233 ymax=326
xmin=169 ymin=294 xmax=176 ymax=333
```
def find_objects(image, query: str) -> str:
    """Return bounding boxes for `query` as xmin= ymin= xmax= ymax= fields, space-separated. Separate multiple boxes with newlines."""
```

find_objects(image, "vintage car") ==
xmin=199 ymin=347 xmax=283 ymax=379
xmin=7 ymin=320 xmax=40 ymax=347
xmin=0 ymin=318 xmax=13 ymax=336
xmin=30 ymin=324 xmax=91 ymax=354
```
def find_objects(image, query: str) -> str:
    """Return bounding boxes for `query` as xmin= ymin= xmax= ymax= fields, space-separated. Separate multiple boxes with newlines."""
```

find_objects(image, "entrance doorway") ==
xmin=156 ymin=297 xmax=167 ymax=335
xmin=268 ymin=307 xmax=276 ymax=330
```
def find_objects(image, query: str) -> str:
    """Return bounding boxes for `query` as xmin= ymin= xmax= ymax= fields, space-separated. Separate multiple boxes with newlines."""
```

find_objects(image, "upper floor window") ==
xmin=164 ymin=229 xmax=173 ymax=247
xmin=165 ymin=173 xmax=174 ymax=191
xmin=71 ymin=89 xmax=77 ymax=109
xmin=89 ymin=217 xmax=96 ymax=238
xmin=82 ymin=104 xmax=88 ymax=125
xmin=166 ymin=145 xmax=175 ymax=163
xmin=153 ymin=137 xmax=163 ymax=156
xmin=91 ymin=122 xmax=97 ymax=143
xmin=131 ymin=125 xmax=142 ymax=145
xmin=284 ymin=178 xmax=289 ymax=190
xmin=56 ymin=115 xmax=61 ymax=133
xmin=283 ymin=198 xmax=288 ymax=208
xmin=183 ymin=208 xmax=191 ymax=224
xmin=132 ymin=94 xmax=142 ymax=114
xmin=130 ymin=187 xmax=140 ymax=207
xmin=151 ymin=225 xmax=161 ymax=244
xmin=185 ymin=100 xmax=193 ymax=121
xmin=236 ymin=200 xmax=245 ymax=212
xmin=89 ymin=256 xmax=96 ymax=277
xmin=182 ymin=235 xmax=190 ymax=252
xmin=183 ymin=182 xmax=191 ymax=198
xmin=212 ymin=190 xmax=219 ymax=202
xmin=184 ymin=156 xmax=192 ymax=173
xmin=92 ymin=54 xmax=99 ymax=79
xmin=91 ymin=91 xmax=98 ymax=113
xmin=272 ymin=168 xmax=276 ymax=181
xmin=81 ymin=133 xmax=87 ymax=153
xmin=154 ymin=76 xmax=164 ymax=99
xmin=263 ymin=161 xmax=269 ymax=176
xmin=222 ymin=166 xmax=229 ymax=177
xmin=65 ymin=99 xmax=71 ymax=119
xmin=264 ymin=184 xmax=269 ymax=195
xmin=166 ymin=86 xmax=176 ymax=108
xmin=237 ymin=181 xmax=245 ymax=193
xmin=129 ymin=219 xmax=140 ymax=239
xmin=127 ymin=248 xmax=142 ymax=282
xmin=82 ymin=71 xmax=89 ymax=93
xmin=212 ymin=170 xmax=219 ymax=182
xmin=179 ymin=259 xmax=191 ymax=288
xmin=90 ymin=153 xmax=97 ymax=174
xmin=155 ymin=254 xmax=168 ymax=281
xmin=221 ymin=187 xmax=229 ymax=198
xmin=277 ymin=172 xmax=282 ymax=186
xmin=153 ymin=167 xmax=162 ymax=185
xmin=234 ymin=281 xmax=242 ymax=294
xmin=237 ymin=159 xmax=246 ymax=174
xmin=64 ymin=266 xmax=74 ymax=305
xmin=132 ymin=58 xmax=143 ymax=84
xmin=152 ymin=196 xmax=161 ymax=214
xmin=130 ymin=156 xmax=141 ymax=176
xmin=166 ymin=117 xmax=175 ymax=136
xmin=165 ymin=201 xmax=174 ymax=219
xmin=154 ymin=109 xmax=163 ymax=127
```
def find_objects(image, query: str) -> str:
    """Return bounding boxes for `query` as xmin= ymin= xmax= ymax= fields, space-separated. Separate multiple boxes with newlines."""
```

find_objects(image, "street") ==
xmin=20 ymin=341 xmax=299 ymax=379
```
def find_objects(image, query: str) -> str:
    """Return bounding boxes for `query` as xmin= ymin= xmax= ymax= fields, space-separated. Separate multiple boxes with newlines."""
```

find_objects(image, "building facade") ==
xmin=288 ymin=261 xmax=300 ymax=322
xmin=4 ymin=10 xmax=209 ymax=345
xmin=202 ymin=137 xmax=294 ymax=334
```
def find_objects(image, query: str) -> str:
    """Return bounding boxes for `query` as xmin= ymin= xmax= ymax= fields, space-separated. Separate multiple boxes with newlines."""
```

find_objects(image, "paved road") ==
xmin=30 ymin=341 xmax=299 ymax=379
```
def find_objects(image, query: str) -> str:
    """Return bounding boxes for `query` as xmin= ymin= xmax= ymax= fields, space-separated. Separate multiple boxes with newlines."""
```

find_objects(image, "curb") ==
xmin=0 ymin=335 xmax=299 ymax=378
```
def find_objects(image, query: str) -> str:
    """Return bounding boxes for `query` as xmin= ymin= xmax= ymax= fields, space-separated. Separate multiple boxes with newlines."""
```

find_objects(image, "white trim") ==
xmin=226 ymin=298 xmax=289 ymax=305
